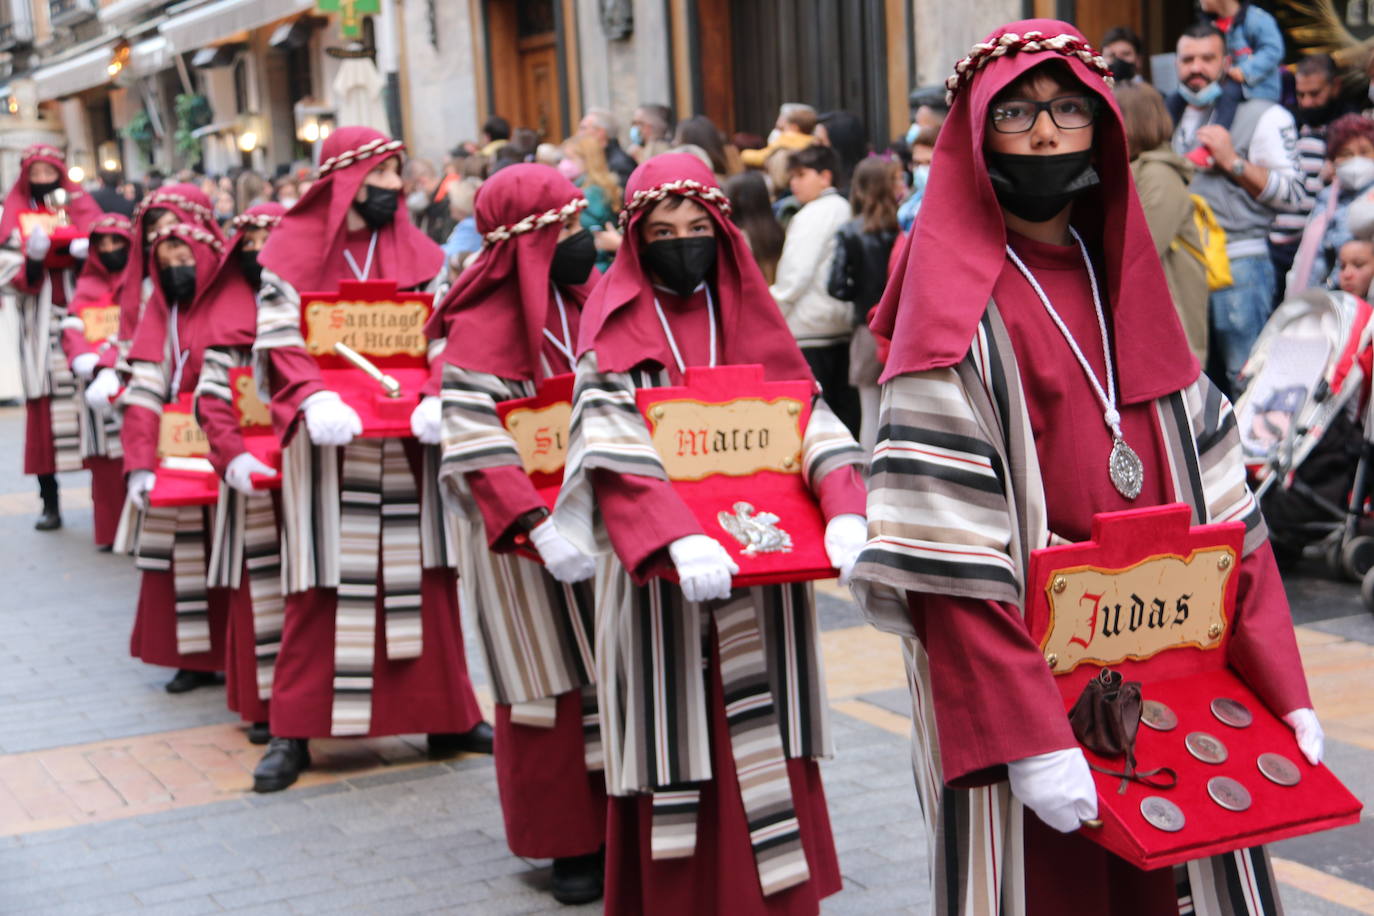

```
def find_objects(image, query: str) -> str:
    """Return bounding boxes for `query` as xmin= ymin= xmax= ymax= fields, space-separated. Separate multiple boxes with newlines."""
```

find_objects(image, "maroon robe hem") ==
xmin=87 ymin=455 xmax=124 ymax=547
xmin=129 ymin=572 xmax=228 ymax=671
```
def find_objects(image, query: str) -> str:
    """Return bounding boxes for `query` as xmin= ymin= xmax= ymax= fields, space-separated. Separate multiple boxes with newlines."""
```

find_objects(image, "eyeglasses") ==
xmin=988 ymin=95 xmax=1100 ymax=134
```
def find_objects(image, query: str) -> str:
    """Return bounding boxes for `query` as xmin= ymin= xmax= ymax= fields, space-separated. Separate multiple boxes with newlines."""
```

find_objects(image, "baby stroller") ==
xmin=1232 ymin=288 xmax=1374 ymax=610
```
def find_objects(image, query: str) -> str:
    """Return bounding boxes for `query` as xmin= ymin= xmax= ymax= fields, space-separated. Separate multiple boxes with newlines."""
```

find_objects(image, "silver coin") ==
xmin=1257 ymin=752 xmax=1302 ymax=787
xmin=1140 ymin=795 xmax=1186 ymax=832
xmin=1210 ymin=697 xmax=1254 ymax=728
xmin=1140 ymin=700 xmax=1179 ymax=732
xmin=1110 ymin=438 xmax=1144 ymax=500
xmin=1207 ymin=776 xmax=1252 ymax=812
xmin=1185 ymin=731 xmax=1229 ymax=764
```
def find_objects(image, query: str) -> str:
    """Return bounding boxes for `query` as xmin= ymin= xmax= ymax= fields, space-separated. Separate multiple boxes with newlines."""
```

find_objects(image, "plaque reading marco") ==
xmin=299 ymin=280 xmax=434 ymax=438
xmin=636 ymin=364 xmax=834 ymax=586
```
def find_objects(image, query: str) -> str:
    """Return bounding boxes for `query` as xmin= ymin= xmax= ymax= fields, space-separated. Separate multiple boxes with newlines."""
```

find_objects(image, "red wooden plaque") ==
xmin=17 ymin=210 xmax=84 ymax=268
xmin=636 ymin=364 xmax=835 ymax=587
xmin=229 ymin=366 xmax=282 ymax=492
xmin=1026 ymin=504 xmax=1362 ymax=870
xmin=299 ymin=280 xmax=432 ymax=438
xmin=149 ymin=393 xmax=217 ymax=508
xmin=494 ymin=373 xmax=574 ymax=513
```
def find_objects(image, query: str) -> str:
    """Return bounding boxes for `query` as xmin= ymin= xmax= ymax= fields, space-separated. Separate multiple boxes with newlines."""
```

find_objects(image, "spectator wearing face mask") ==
xmin=402 ymin=157 xmax=456 ymax=245
xmin=1288 ymin=114 xmax=1374 ymax=294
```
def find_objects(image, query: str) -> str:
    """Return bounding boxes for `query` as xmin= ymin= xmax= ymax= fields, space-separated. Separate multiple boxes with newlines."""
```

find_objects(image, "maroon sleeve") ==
xmin=96 ymin=346 xmax=118 ymax=370
xmin=1227 ymin=540 xmax=1313 ymax=716
xmin=421 ymin=354 xmax=443 ymax=398
xmin=816 ymin=465 xmax=867 ymax=521
xmin=265 ymin=346 xmax=328 ymax=439
xmin=121 ymin=403 xmax=160 ymax=474
xmin=61 ymin=324 xmax=97 ymax=364
xmin=467 ymin=465 xmax=549 ymax=551
xmin=591 ymin=470 xmax=704 ymax=582
xmin=196 ymin=393 xmax=248 ymax=479
xmin=911 ymin=591 xmax=1080 ymax=788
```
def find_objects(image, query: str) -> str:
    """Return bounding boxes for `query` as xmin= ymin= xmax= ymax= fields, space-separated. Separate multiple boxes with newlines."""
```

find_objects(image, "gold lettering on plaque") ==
xmin=645 ymin=397 xmax=804 ymax=481
xmin=81 ymin=305 xmax=120 ymax=343
xmin=304 ymin=300 xmax=428 ymax=358
xmin=1040 ymin=547 xmax=1236 ymax=674
xmin=158 ymin=409 xmax=210 ymax=458
xmin=504 ymin=402 xmax=572 ymax=475
xmin=233 ymin=374 xmax=271 ymax=429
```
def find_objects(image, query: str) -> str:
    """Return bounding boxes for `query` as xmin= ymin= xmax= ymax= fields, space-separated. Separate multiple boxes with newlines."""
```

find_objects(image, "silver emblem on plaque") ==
xmin=718 ymin=502 xmax=793 ymax=556
xmin=1109 ymin=437 xmax=1144 ymax=500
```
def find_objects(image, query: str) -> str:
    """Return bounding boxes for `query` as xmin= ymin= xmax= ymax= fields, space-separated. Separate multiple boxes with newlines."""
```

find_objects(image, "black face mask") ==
xmin=29 ymin=180 xmax=59 ymax=201
xmin=642 ymin=236 xmax=717 ymax=298
xmin=550 ymin=229 xmax=597 ymax=286
xmin=1295 ymin=101 xmax=1337 ymax=128
xmin=97 ymin=247 xmax=129 ymax=274
xmin=238 ymin=248 xmax=263 ymax=287
xmin=160 ymin=265 xmax=197 ymax=304
xmin=353 ymin=185 xmax=399 ymax=230
xmin=985 ymin=149 xmax=1101 ymax=223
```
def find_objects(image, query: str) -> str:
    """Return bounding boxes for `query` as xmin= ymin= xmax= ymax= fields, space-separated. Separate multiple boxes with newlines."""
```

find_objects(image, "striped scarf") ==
xmin=135 ymin=504 xmax=213 ymax=655
xmin=854 ymin=303 xmax=1275 ymax=915
xmin=208 ymin=487 xmax=284 ymax=701
xmin=437 ymin=364 xmax=598 ymax=724
xmin=59 ymin=312 xmax=123 ymax=460
xmin=17 ymin=273 xmax=82 ymax=471
xmin=555 ymin=353 xmax=855 ymax=896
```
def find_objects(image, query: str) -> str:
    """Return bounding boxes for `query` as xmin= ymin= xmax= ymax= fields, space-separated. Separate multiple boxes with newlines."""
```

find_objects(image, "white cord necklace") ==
xmin=1004 ymin=227 xmax=1143 ymax=500
xmin=543 ymin=285 xmax=576 ymax=371
xmin=653 ymin=285 xmax=717 ymax=375
xmin=342 ymin=231 xmax=379 ymax=281
xmin=168 ymin=304 xmax=190 ymax=396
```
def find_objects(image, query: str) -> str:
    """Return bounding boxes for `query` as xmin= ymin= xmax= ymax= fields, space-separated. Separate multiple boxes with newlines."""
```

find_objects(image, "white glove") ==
xmin=225 ymin=452 xmax=278 ymax=496
xmin=25 ymin=224 xmax=49 ymax=261
xmin=1283 ymin=708 xmax=1325 ymax=765
xmin=528 ymin=519 xmax=596 ymax=583
xmin=824 ymin=513 xmax=867 ymax=586
xmin=409 ymin=395 xmax=442 ymax=444
xmin=71 ymin=352 xmax=99 ymax=381
xmin=127 ymin=469 xmax=157 ymax=509
xmin=1007 ymin=747 xmax=1099 ymax=833
xmin=668 ymin=534 xmax=739 ymax=603
xmin=85 ymin=368 xmax=120 ymax=411
xmin=68 ymin=236 xmax=89 ymax=260
xmin=301 ymin=391 xmax=362 ymax=446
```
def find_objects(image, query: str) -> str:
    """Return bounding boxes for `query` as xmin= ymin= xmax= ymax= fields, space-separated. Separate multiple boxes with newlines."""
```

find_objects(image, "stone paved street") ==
xmin=1 ymin=401 xmax=1372 ymax=915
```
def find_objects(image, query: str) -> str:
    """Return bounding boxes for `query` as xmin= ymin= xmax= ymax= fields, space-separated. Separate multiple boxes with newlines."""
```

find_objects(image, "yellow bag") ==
xmin=1172 ymin=194 xmax=1232 ymax=291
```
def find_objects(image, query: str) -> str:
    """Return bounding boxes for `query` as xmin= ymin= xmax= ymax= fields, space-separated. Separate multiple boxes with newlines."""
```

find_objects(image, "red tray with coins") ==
xmin=635 ymin=364 xmax=835 ymax=587
xmin=300 ymin=280 xmax=432 ymax=438
xmin=149 ymin=391 xmax=281 ymax=507
xmin=1026 ymin=503 xmax=1362 ymax=870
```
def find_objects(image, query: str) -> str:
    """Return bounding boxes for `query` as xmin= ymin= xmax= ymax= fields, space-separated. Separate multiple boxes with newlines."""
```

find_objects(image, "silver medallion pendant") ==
xmin=1109 ymin=436 xmax=1144 ymax=500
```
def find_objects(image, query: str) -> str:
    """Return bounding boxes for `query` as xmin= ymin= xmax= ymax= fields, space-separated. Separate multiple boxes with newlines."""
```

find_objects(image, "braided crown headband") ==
xmin=23 ymin=144 xmax=64 ymax=162
xmin=135 ymin=192 xmax=214 ymax=225
xmin=945 ymin=31 xmax=1113 ymax=104
xmin=92 ymin=214 xmax=132 ymax=232
xmin=231 ymin=212 xmax=282 ymax=232
xmin=317 ymin=138 xmax=405 ymax=178
xmin=482 ymin=197 xmax=587 ymax=246
xmin=147 ymin=222 xmax=224 ymax=255
xmin=617 ymin=179 xmax=731 ymax=231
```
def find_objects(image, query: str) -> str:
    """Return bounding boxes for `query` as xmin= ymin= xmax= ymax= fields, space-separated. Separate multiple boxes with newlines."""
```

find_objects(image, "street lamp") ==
xmin=236 ymin=113 xmax=264 ymax=153
xmin=293 ymin=100 xmax=336 ymax=145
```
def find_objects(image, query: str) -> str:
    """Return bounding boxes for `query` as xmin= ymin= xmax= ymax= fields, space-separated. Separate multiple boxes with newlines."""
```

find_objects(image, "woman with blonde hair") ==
xmin=564 ymin=133 xmax=623 ymax=270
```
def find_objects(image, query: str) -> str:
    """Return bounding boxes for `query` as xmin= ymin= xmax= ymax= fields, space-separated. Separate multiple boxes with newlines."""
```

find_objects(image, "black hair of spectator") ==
xmin=674 ymin=114 xmax=731 ymax=175
xmin=98 ymin=169 xmax=121 ymax=188
xmin=887 ymin=138 xmax=913 ymax=171
xmin=1102 ymin=25 xmax=1144 ymax=58
xmin=1181 ymin=21 xmax=1225 ymax=44
xmin=818 ymin=110 xmax=867 ymax=190
xmin=483 ymin=116 xmax=512 ymax=141
xmin=787 ymin=143 xmax=842 ymax=182
xmin=509 ymin=127 xmax=539 ymax=157
xmin=1296 ymin=53 xmax=1339 ymax=82
xmin=490 ymin=143 xmax=526 ymax=173
xmin=908 ymin=84 xmax=950 ymax=115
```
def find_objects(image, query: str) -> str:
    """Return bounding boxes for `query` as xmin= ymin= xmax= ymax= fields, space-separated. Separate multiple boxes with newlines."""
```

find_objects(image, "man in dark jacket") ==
xmin=579 ymin=108 xmax=636 ymax=187
xmin=90 ymin=169 xmax=135 ymax=217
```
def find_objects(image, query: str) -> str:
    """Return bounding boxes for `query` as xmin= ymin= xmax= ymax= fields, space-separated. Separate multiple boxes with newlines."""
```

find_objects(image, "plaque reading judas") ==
xmin=158 ymin=401 xmax=210 ymax=459
xmin=636 ymin=364 xmax=834 ymax=586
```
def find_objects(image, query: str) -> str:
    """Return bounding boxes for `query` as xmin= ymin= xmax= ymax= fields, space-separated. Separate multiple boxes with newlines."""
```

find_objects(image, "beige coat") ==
xmin=1133 ymin=147 xmax=1210 ymax=365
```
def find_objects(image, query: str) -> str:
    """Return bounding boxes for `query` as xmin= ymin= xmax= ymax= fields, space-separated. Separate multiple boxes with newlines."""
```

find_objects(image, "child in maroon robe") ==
xmin=247 ymin=127 xmax=488 ymax=793
xmin=0 ymin=144 xmax=101 ymax=529
xmin=194 ymin=203 xmax=286 ymax=745
xmin=555 ymin=153 xmax=869 ymax=915
xmin=430 ymin=164 xmax=607 ymax=904
xmin=62 ymin=213 xmax=133 ymax=548
xmin=853 ymin=20 xmax=1323 ymax=916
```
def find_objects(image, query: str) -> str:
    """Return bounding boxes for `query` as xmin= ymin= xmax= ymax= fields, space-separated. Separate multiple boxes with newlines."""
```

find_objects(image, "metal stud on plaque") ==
xmin=1207 ymin=776 xmax=1252 ymax=812
xmin=1185 ymin=731 xmax=1229 ymax=765
xmin=1140 ymin=700 xmax=1179 ymax=732
xmin=1210 ymin=697 xmax=1253 ymax=728
xmin=1257 ymin=752 xmax=1302 ymax=787
xmin=1140 ymin=795 xmax=1186 ymax=832
xmin=1109 ymin=437 xmax=1144 ymax=500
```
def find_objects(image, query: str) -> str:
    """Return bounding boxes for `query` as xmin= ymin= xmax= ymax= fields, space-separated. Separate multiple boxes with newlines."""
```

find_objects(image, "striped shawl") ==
xmin=12 ymin=269 xmax=81 ymax=470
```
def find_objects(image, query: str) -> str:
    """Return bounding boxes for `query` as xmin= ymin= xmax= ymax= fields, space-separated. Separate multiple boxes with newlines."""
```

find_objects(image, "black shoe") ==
xmin=34 ymin=509 xmax=61 ymax=531
xmin=164 ymin=669 xmax=222 ymax=694
xmin=96 ymin=543 xmax=113 ymax=553
xmin=551 ymin=850 xmax=604 ymax=905
xmin=246 ymin=721 xmax=272 ymax=745
xmin=252 ymin=738 xmax=310 ymax=793
xmin=427 ymin=721 xmax=495 ymax=758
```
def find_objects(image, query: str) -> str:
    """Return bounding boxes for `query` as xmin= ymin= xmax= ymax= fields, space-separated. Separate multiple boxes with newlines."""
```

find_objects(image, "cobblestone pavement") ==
xmin=1 ymin=402 xmax=1371 ymax=915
